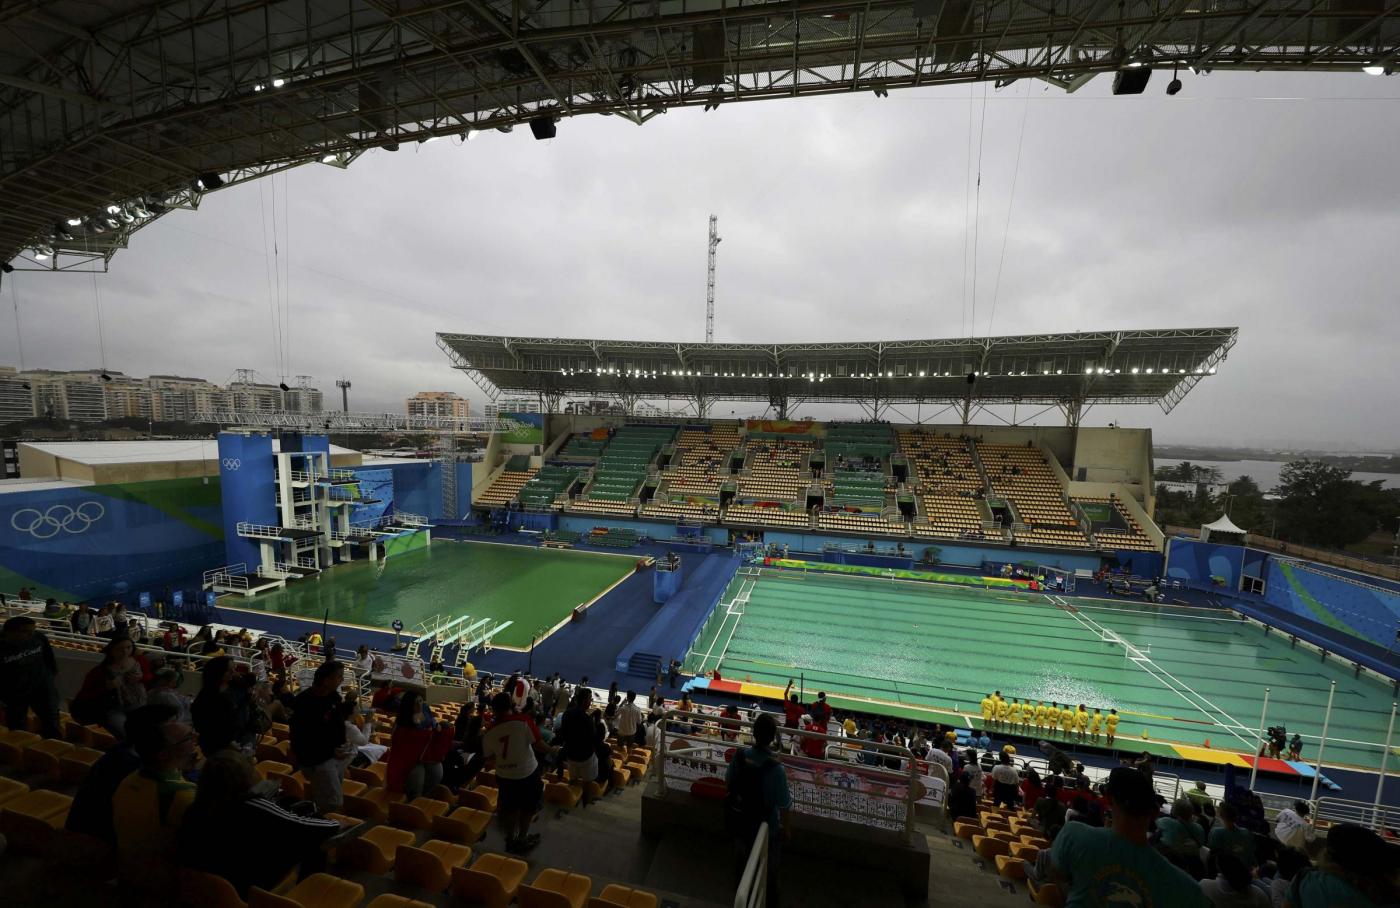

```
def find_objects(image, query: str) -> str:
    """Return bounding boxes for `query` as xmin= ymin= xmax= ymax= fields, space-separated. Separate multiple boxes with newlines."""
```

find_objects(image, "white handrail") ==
xmin=734 ymin=823 xmax=769 ymax=908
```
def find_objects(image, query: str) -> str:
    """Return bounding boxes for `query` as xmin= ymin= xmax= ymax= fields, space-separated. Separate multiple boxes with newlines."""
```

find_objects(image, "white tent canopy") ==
xmin=1201 ymin=513 xmax=1247 ymax=541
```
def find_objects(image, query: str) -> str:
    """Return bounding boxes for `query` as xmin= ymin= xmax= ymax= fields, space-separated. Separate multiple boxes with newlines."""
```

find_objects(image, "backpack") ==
xmin=726 ymin=750 xmax=778 ymax=842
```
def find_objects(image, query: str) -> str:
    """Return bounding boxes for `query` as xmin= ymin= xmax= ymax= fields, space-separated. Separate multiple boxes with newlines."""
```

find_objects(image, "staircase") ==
xmin=626 ymin=651 xmax=663 ymax=681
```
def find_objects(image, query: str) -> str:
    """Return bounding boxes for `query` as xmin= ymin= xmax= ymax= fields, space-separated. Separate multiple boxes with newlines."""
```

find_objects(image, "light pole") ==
xmin=335 ymin=378 xmax=351 ymax=413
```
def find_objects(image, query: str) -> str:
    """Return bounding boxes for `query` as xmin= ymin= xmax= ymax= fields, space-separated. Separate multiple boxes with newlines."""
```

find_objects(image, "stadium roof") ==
xmin=20 ymin=439 xmax=361 ymax=465
xmin=3 ymin=2 xmax=1397 ymax=271
xmin=437 ymin=327 xmax=1238 ymax=419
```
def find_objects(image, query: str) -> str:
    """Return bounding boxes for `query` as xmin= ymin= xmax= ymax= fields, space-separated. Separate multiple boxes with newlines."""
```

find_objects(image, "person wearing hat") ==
xmin=1048 ymin=767 xmax=1208 ymax=907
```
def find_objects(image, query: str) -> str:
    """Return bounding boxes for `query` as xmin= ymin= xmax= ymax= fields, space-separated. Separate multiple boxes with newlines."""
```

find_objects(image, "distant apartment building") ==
xmin=284 ymin=386 xmax=323 ymax=414
xmin=483 ymin=396 xmax=541 ymax=420
xmin=0 ymin=367 xmax=34 ymax=424
xmin=407 ymin=391 xmax=470 ymax=420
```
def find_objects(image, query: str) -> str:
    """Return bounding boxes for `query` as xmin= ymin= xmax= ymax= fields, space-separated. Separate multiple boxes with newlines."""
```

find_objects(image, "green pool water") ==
xmin=687 ymin=570 xmax=1397 ymax=771
xmin=228 ymin=540 xmax=636 ymax=649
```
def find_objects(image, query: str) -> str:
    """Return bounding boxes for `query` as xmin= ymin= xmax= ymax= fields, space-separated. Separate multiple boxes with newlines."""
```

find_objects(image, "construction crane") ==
xmin=705 ymin=214 xmax=720 ymax=343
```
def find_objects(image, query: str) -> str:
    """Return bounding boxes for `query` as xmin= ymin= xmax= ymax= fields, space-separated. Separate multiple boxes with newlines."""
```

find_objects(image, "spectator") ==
xmin=946 ymin=771 xmax=978 ymax=822
xmin=725 ymin=712 xmax=791 ymax=908
xmin=1201 ymin=852 xmax=1269 ymax=907
xmin=1048 ymin=767 xmax=1207 ymax=906
xmin=809 ymin=691 xmax=832 ymax=725
xmin=559 ymin=687 xmax=599 ymax=799
xmin=353 ymin=644 xmax=373 ymax=675
xmin=71 ymin=602 xmax=95 ymax=636
xmin=1285 ymin=823 xmax=1398 ymax=907
xmin=1021 ymin=766 xmax=1045 ymax=809
xmin=290 ymin=660 xmax=351 ymax=814
xmin=482 ymin=691 xmax=552 ymax=854
xmin=1274 ymin=801 xmax=1316 ymax=852
xmin=1269 ymin=847 xmax=1310 ymax=906
xmin=370 ymin=679 xmax=402 ymax=713
xmin=146 ymin=666 xmax=192 ymax=726
xmin=927 ymin=739 xmax=954 ymax=776
xmin=112 ymin=699 xmax=198 ymax=892
xmin=71 ymin=636 xmax=148 ymax=737
xmin=0 ymin=616 xmax=61 ymax=738
xmin=67 ymin=704 xmax=170 ymax=847
xmin=443 ymin=701 xmax=484 ymax=789
xmin=386 ymin=691 xmax=455 ymax=800
xmin=1157 ymin=796 xmax=1207 ymax=873
xmin=343 ymin=708 xmax=387 ymax=767
xmin=593 ymin=713 xmax=616 ymax=797
xmin=191 ymin=655 xmax=257 ymax=756
xmin=1209 ymin=802 xmax=1257 ymax=870
xmin=178 ymin=749 xmax=346 ymax=896
xmin=991 ymin=751 xmax=1021 ymax=808
xmin=616 ymin=690 xmax=644 ymax=747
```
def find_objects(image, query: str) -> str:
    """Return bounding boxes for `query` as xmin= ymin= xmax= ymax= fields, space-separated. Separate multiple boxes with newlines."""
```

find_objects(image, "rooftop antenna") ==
xmin=705 ymin=214 xmax=721 ymax=343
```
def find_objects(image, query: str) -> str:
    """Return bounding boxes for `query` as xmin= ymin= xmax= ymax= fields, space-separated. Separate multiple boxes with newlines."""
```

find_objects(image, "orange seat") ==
xmin=449 ymin=852 xmax=530 ymax=908
xmin=268 ymin=722 xmax=291 ymax=741
xmin=267 ymin=770 xmax=306 ymax=800
xmin=394 ymin=839 xmax=473 ymax=892
xmin=21 ymin=737 xmax=72 ymax=777
xmin=588 ymin=883 xmax=660 ymax=908
xmin=431 ymin=806 xmax=491 ymax=845
xmin=348 ymin=762 xmax=387 ymax=786
xmin=249 ymin=873 xmax=363 ymax=908
xmin=0 ymin=776 xmax=30 ymax=807
xmin=256 ymin=739 xmax=289 ymax=763
xmin=58 ymin=746 xmax=104 ymax=784
xmin=366 ymin=897 xmax=434 ymax=908
xmin=519 ymin=868 xmax=593 ymax=908
xmin=341 ymin=788 xmax=404 ymax=823
xmin=388 ymin=796 xmax=450 ymax=831
xmin=995 ymin=853 xmax=1027 ymax=879
xmin=0 ymin=788 xmax=73 ymax=853
xmin=179 ymin=867 xmax=250 ymax=908
xmin=610 ymin=764 xmax=631 ymax=788
xmin=459 ymin=787 xmax=497 ymax=812
xmin=338 ymin=825 xmax=415 ymax=874
xmin=952 ymin=820 xmax=982 ymax=840
xmin=1012 ymin=842 xmax=1042 ymax=860
xmin=63 ymin=722 xmax=93 ymax=747
xmin=86 ymin=726 xmax=117 ymax=750
xmin=256 ymin=760 xmax=294 ymax=780
xmin=972 ymin=834 xmax=1010 ymax=862
xmin=1029 ymin=878 xmax=1067 ymax=907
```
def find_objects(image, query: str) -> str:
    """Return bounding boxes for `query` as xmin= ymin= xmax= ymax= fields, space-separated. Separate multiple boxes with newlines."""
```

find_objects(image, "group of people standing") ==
xmin=981 ymin=690 xmax=1120 ymax=745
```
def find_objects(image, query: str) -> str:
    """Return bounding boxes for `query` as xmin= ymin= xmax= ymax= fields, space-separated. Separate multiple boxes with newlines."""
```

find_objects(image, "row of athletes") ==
xmin=980 ymin=691 xmax=1120 ymax=744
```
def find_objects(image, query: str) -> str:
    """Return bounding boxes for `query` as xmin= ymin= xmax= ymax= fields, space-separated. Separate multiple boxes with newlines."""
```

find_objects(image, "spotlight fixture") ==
xmin=195 ymin=172 xmax=225 ymax=190
xmin=66 ymin=217 xmax=83 ymax=226
xmin=279 ymin=382 xmax=291 ymax=392
xmin=1112 ymin=66 xmax=1152 ymax=95
xmin=529 ymin=116 xmax=557 ymax=140
xmin=54 ymin=223 xmax=74 ymax=240
xmin=100 ymin=373 xmax=112 ymax=382
xmin=1 ymin=262 xmax=12 ymax=273
xmin=1363 ymin=64 xmax=1387 ymax=76
xmin=381 ymin=140 xmax=400 ymax=151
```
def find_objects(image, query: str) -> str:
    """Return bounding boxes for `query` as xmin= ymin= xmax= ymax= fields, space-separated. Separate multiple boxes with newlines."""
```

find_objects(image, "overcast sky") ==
xmin=4 ymin=71 xmax=1398 ymax=450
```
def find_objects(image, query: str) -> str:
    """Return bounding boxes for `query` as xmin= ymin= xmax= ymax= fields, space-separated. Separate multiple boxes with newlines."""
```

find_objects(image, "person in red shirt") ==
xmin=798 ymin=715 xmax=826 ymax=759
xmin=386 ymin=691 xmax=456 ymax=799
xmin=483 ymin=691 xmax=555 ymax=854
xmin=809 ymin=692 xmax=832 ymax=726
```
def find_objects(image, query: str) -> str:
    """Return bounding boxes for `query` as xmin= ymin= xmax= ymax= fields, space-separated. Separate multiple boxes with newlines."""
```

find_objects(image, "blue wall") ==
xmin=349 ymin=468 xmax=394 ymax=525
xmin=557 ymin=514 xmax=728 ymax=544
xmin=453 ymin=463 xmax=472 ymax=519
xmin=0 ymin=477 xmax=224 ymax=602
xmin=390 ymin=463 xmax=443 ymax=519
xmin=1263 ymin=559 xmax=1400 ymax=648
xmin=757 ymin=530 xmax=1101 ymax=572
xmin=218 ymin=432 xmax=276 ymax=568
xmin=1164 ymin=537 xmax=1246 ymax=590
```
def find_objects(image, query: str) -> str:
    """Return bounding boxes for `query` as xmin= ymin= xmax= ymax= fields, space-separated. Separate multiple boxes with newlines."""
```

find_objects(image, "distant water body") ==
xmin=1155 ymin=458 xmax=1400 ymax=491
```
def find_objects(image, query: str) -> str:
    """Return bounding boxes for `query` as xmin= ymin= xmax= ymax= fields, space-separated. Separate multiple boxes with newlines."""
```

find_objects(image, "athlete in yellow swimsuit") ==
xmin=1089 ymin=709 xmax=1104 ymax=742
xmin=1106 ymin=708 xmax=1120 ymax=745
xmin=1034 ymin=701 xmax=1048 ymax=731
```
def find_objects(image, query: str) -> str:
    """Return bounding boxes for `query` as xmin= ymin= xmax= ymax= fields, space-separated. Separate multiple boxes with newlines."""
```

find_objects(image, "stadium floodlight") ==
xmin=66 ymin=217 xmax=83 ymax=226
xmin=195 ymin=172 xmax=225 ymax=190
xmin=272 ymin=77 xmax=286 ymax=87
xmin=1131 ymin=367 xmax=1139 ymax=373
xmin=106 ymin=205 xmax=121 ymax=214
xmin=1363 ymin=64 xmax=1387 ymax=76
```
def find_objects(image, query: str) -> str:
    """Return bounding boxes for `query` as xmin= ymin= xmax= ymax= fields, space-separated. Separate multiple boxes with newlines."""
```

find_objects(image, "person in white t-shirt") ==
xmin=615 ymin=691 xmax=644 ymax=748
xmin=1273 ymin=800 xmax=1316 ymax=852
xmin=482 ymin=691 xmax=555 ymax=854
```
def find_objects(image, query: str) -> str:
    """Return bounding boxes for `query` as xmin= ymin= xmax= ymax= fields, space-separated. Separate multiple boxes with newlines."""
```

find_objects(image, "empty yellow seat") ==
xmin=0 ymin=729 xmax=40 ymax=765
xmin=952 ymin=820 xmax=982 ymax=840
xmin=459 ymin=787 xmax=497 ymax=812
xmin=520 ymin=868 xmax=593 ymax=908
xmin=0 ymin=788 xmax=73 ymax=853
xmin=995 ymin=853 xmax=1027 ymax=879
xmin=256 ymin=760 xmax=293 ymax=779
xmin=610 ymin=764 xmax=631 ymax=788
xmin=544 ymin=781 xmax=581 ymax=809
xmin=249 ymin=873 xmax=363 ymax=908
xmin=589 ymin=883 xmax=659 ymax=908
xmin=972 ymin=834 xmax=1010 ymax=862
xmin=339 ymin=825 xmax=415 ymax=874
xmin=256 ymin=739 xmax=289 ymax=762
xmin=449 ymin=852 xmax=530 ymax=908
xmin=63 ymin=722 xmax=93 ymax=747
xmin=432 ymin=806 xmax=491 ymax=844
xmin=394 ymin=839 xmax=472 ymax=892
xmin=58 ymin=746 xmax=104 ymax=784
xmin=179 ymin=867 xmax=250 ymax=908
xmin=388 ymin=796 xmax=450 ymax=831
xmin=1012 ymin=842 xmax=1042 ymax=860
xmin=348 ymin=762 xmax=387 ymax=786
xmin=86 ymin=726 xmax=117 ymax=750
xmin=21 ymin=737 xmax=72 ymax=777
xmin=0 ymin=776 xmax=30 ymax=807
xmin=268 ymin=722 xmax=291 ymax=741
xmin=1029 ymin=878 xmax=1067 ymax=907
xmin=366 ymin=896 xmax=434 ymax=908
xmin=341 ymin=787 xmax=404 ymax=823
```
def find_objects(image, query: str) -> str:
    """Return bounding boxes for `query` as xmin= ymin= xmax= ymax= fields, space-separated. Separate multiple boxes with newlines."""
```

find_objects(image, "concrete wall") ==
xmin=1070 ymin=427 xmax=1154 ymax=513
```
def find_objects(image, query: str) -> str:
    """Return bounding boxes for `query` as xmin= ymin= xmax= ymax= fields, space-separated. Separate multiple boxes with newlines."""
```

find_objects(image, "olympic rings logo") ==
xmin=10 ymin=501 xmax=106 ymax=539
xmin=222 ymin=458 xmax=241 ymax=471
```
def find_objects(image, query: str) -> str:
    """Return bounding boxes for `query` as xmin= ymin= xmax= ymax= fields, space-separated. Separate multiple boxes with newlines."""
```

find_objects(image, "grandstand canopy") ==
xmin=3 ymin=1 xmax=1397 ymax=271
xmin=437 ymin=327 xmax=1237 ymax=419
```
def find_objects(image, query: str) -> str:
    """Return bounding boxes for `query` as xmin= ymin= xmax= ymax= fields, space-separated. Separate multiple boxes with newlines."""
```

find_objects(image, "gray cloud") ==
xmin=3 ymin=70 xmax=1398 ymax=450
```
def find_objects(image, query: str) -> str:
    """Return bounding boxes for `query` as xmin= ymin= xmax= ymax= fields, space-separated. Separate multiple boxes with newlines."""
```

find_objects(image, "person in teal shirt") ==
xmin=1050 ymin=767 xmax=1208 ymax=908
xmin=1207 ymin=802 xmax=1256 ymax=869
xmin=725 ymin=713 xmax=792 ymax=907
xmin=1285 ymin=823 xmax=1399 ymax=908
xmin=1156 ymin=797 xmax=1206 ymax=861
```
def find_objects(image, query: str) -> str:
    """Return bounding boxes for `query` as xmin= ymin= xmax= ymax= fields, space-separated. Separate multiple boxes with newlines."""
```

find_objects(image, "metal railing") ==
xmin=236 ymin=521 xmax=286 ymax=539
xmin=1314 ymin=797 xmax=1400 ymax=835
xmin=657 ymin=708 xmax=920 ymax=840
xmin=203 ymin=563 xmax=247 ymax=587
xmin=734 ymin=823 xmax=769 ymax=908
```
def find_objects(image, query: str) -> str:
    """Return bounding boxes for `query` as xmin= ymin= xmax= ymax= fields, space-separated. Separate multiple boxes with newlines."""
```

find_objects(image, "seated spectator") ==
xmin=1269 ymin=847 xmax=1311 ymax=906
xmin=1209 ymin=802 xmax=1257 ymax=870
xmin=146 ymin=666 xmax=192 ymax=725
xmin=1021 ymin=766 xmax=1045 ymax=808
xmin=991 ymin=750 xmax=1021 ymax=808
xmin=112 ymin=700 xmax=198 ymax=892
xmin=70 ymin=635 xmax=148 ymax=737
xmin=1157 ymin=797 xmax=1207 ymax=873
xmin=371 ymin=679 xmax=403 ymax=713
xmin=1201 ymin=852 xmax=1269 ymax=907
xmin=179 ymin=749 xmax=346 ymax=896
xmin=386 ymin=690 xmax=455 ymax=799
xmin=1049 ymin=767 xmax=1208 ymax=906
xmin=67 ymin=704 xmax=170 ymax=846
xmin=1285 ymin=823 xmax=1398 ymax=907
xmin=443 ymin=701 xmax=484 ymax=789
xmin=946 ymin=771 xmax=978 ymax=822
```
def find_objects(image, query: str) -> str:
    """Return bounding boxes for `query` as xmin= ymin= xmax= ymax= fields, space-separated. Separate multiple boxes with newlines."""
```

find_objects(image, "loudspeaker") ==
xmin=1112 ymin=67 xmax=1152 ymax=95
xmin=529 ymin=116 xmax=557 ymax=140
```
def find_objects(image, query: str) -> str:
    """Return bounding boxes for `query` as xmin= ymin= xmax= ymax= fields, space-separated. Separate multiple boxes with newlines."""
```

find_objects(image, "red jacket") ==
xmin=386 ymin=724 xmax=456 ymax=793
